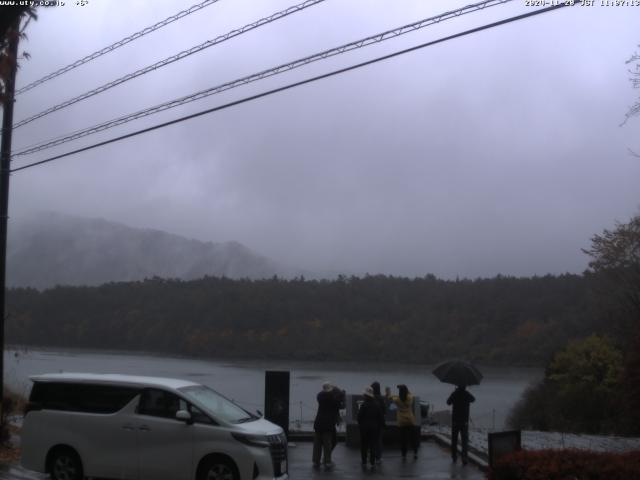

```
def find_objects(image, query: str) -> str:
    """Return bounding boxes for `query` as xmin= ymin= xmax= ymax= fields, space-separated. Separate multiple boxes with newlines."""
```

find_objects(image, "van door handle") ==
xmin=139 ymin=425 xmax=150 ymax=431
xmin=122 ymin=424 xmax=135 ymax=431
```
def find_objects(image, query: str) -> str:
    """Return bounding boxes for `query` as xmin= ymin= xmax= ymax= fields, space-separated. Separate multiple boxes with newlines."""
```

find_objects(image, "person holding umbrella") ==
xmin=446 ymin=385 xmax=475 ymax=464
xmin=432 ymin=360 xmax=482 ymax=465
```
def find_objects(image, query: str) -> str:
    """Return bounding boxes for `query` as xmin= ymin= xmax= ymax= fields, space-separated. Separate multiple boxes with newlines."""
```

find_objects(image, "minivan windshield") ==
xmin=178 ymin=385 xmax=257 ymax=424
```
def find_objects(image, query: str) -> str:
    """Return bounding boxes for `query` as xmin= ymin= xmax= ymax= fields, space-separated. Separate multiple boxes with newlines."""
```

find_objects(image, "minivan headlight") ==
xmin=232 ymin=432 xmax=270 ymax=448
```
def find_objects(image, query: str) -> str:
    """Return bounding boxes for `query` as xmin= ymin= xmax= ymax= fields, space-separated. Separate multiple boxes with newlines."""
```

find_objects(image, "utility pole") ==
xmin=0 ymin=17 xmax=21 ymax=410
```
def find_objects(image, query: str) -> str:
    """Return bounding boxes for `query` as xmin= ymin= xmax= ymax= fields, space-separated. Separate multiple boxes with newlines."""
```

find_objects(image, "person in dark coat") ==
xmin=370 ymin=381 xmax=387 ymax=463
xmin=357 ymin=387 xmax=385 ymax=468
xmin=331 ymin=386 xmax=346 ymax=451
xmin=313 ymin=382 xmax=340 ymax=468
xmin=446 ymin=384 xmax=475 ymax=465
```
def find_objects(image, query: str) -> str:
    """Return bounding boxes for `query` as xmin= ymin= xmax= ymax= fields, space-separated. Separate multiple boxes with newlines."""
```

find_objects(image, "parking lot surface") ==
xmin=0 ymin=439 xmax=485 ymax=479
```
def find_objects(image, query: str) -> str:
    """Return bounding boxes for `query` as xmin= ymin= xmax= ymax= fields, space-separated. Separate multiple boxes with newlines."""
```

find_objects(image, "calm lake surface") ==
xmin=4 ymin=348 xmax=541 ymax=430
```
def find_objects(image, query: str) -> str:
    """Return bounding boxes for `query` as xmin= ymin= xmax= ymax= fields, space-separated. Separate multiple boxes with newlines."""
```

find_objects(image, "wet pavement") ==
xmin=288 ymin=440 xmax=486 ymax=479
xmin=0 ymin=463 xmax=36 ymax=480
xmin=0 ymin=439 xmax=485 ymax=479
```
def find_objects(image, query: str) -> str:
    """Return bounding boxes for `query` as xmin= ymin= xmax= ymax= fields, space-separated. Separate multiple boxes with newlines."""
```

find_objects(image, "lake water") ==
xmin=3 ymin=348 xmax=542 ymax=430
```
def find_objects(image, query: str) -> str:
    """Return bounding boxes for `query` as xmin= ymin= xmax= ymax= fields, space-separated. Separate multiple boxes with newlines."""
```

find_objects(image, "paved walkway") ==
xmin=288 ymin=440 xmax=486 ymax=479
xmin=0 ymin=439 xmax=485 ymax=480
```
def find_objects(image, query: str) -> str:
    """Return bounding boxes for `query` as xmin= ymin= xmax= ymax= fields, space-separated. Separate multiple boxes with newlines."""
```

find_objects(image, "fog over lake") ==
xmin=10 ymin=1 xmax=640 ymax=279
xmin=4 ymin=348 xmax=541 ymax=430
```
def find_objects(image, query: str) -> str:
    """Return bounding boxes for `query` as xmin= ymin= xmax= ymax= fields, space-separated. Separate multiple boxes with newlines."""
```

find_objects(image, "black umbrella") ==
xmin=432 ymin=360 xmax=483 ymax=386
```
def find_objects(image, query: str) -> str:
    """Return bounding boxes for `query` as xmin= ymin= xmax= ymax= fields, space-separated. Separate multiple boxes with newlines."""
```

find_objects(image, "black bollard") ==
xmin=265 ymin=370 xmax=290 ymax=438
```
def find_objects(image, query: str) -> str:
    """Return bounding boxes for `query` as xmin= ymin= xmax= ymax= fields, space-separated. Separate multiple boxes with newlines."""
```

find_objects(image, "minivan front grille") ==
xmin=268 ymin=433 xmax=287 ymax=476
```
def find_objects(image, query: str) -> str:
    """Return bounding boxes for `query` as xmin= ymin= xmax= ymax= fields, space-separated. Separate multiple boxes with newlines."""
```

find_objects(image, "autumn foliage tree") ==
xmin=507 ymin=335 xmax=624 ymax=434
xmin=583 ymin=213 xmax=640 ymax=325
xmin=509 ymin=214 xmax=640 ymax=434
xmin=546 ymin=335 xmax=623 ymax=433
xmin=583 ymin=214 xmax=640 ymax=433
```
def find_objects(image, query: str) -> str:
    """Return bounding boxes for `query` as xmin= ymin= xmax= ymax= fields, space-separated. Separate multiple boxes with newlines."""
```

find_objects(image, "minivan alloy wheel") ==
xmin=203 ymin=462 xmax=237 ymax=480
xmin=51 ymin=450 xmax=82 ymax=480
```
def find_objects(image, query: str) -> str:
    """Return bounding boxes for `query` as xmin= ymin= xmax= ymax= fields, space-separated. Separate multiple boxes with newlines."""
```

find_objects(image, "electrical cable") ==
xmin=13 ymin=0 xmax=327 ymax=129
xmin=12 ymin=0 xmax=514 ymax=157
xmin=15 ymin=0 xmax=221 ymax=96
xmin=10 ymin=2 xmax=573 ymax=174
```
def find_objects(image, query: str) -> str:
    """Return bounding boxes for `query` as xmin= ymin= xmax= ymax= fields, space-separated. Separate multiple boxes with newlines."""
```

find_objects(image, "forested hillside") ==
xmin=5 ymin=273 xmax=609 ymax=365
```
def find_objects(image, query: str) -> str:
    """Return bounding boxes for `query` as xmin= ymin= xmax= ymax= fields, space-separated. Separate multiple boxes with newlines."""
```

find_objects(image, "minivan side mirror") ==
xmin=256 ymin=409 xmax=263 ymax=417
xmin=176 ymin=410 xmax=193 ymax=425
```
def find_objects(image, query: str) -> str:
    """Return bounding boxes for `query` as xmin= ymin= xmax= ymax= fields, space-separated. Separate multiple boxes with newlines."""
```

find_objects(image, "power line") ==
xmin=13 ymin=0 xmax=327 ymax=129
xmin=12 ymin=0 xmax=514 ymax=157
xmin=10 ymin=2 xmax=572 ymax=174
xmin=15 ymin=0 xmax=221 ymax=96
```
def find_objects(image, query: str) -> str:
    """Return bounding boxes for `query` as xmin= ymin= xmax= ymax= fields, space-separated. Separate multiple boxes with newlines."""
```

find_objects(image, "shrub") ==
xmin=507 ymin=335 xmax=626 ymax=434
xmin=489 ymin=449 xmax=640 ymax=480
xmin=1 ymin=387 xmax=25 ymax=446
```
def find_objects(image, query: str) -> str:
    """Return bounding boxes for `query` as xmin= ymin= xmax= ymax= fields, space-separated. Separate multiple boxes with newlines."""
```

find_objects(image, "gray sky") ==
xmin=7 ymin=0 xmax=640 ymax=278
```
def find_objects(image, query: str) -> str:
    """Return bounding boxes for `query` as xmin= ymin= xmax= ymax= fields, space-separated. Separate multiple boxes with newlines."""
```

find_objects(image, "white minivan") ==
xmin=21 ymin=373 xmax=288 ymax=480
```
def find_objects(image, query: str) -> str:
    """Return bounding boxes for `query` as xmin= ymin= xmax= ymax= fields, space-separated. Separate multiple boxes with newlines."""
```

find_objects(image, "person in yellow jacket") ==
xmin=385 ymin=384 xmax=419 ymax=459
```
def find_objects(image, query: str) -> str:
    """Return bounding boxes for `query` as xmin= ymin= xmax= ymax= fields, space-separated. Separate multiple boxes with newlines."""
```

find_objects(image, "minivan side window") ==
xmin=138 ymin=389 xmax=186 ymax=419
xmin=75 ymin=384 xmax=140 ymax=414
xmin=189 ymin=404 xmax=214 ymax=425
xmin=137 ymin=389 xmax=214 ymax=424
xmin=29 ymin=382 xmax=140 ymax=414
xmin=30 ymin=382 xmax=72 ymax=411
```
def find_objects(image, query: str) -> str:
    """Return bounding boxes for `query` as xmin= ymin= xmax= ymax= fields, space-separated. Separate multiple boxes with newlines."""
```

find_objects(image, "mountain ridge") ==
xmin=7 ymin=212 xmax=288 ymax=289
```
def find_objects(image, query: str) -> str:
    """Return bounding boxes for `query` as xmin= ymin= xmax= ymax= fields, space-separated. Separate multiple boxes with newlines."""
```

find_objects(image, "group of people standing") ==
xmin=357 ymin=382 xmax=420 ymax=467
xmin=312 ymin=381 xmax=475 ymax=469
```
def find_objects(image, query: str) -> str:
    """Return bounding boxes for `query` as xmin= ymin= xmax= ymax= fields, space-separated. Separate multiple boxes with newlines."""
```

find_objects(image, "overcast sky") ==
xmin=7 ymin=0 xmax=640 ymax=278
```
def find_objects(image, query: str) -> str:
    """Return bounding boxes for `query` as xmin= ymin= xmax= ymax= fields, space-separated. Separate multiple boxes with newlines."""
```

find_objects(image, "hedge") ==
xmin=489 ymin=449 xmax=640 ymax=480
